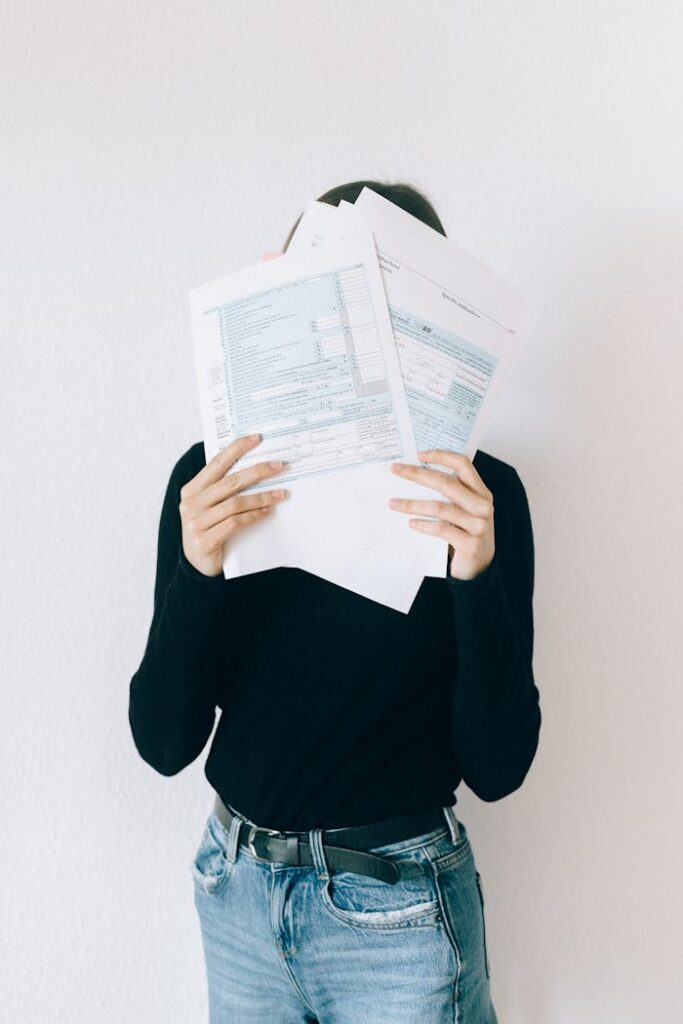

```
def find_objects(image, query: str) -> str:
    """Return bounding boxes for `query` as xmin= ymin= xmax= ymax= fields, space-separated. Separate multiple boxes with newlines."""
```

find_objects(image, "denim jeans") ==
xmin=190 ymin=800 xmax=498 ymax=1023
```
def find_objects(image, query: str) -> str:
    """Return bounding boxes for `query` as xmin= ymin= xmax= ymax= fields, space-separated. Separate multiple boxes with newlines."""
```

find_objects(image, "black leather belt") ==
xmin=213 ymin=793 xmax=451 ymax=885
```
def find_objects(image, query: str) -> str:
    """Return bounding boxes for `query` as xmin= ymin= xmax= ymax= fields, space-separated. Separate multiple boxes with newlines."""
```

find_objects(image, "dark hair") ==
xmin=282 ymin=179 xmax=447 ymax=251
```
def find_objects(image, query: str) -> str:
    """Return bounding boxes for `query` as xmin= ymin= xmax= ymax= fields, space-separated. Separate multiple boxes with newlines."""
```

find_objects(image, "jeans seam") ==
xmin=475 ymin=870 xmax=491 ymax=979
xmin=427 ymin=857 xmax=462 ymax=1021
xmin=264 ymin=869 xmax=320 ymax=1017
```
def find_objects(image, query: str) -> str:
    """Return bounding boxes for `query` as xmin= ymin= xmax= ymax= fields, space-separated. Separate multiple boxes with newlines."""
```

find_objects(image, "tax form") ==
xmin=255 ymin=240 xmax=446 ymax=612
xmin=189 ymin=232 xmax=439 ymax=581
xmin=286 ymin=190 xmax=535 ymax=609
xmin=341 ymin=187 xmax=535 ymax=462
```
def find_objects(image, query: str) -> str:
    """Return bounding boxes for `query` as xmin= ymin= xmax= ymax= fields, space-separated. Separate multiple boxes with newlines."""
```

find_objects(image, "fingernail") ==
xmin=272 ymin=489 xmax=284 ymax=498
xmin=388 ymin=498 xmax=400 ymax=508
xmin=269 ymin=460 xmax=283 ymax=469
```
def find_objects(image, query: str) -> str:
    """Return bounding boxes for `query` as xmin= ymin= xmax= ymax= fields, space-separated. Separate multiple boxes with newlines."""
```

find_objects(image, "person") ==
xmin=128 ymin=179 xmax=542 ymax=1023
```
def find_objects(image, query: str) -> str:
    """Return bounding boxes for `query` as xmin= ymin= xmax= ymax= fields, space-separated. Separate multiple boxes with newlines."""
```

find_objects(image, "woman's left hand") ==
xmin=388 ymin=449 xmax=495 ymax=581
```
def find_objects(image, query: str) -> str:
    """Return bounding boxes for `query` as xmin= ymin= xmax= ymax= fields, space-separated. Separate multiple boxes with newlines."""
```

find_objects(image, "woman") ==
xmin=128 ymin=179 xmax=542 ymax=1023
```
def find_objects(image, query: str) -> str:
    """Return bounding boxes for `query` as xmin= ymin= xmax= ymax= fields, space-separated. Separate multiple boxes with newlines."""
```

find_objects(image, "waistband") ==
xmin=212 ymin=792 xmax=460 ymax=885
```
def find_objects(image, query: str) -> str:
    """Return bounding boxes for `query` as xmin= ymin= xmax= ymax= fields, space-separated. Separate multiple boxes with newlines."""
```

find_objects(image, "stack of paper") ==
xmin=188 ymin=187 xmax=534 ymax=613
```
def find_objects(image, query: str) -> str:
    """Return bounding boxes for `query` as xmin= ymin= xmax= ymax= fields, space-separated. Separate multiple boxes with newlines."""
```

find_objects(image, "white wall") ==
xmin=2 ymin=2 xmax=681 ymax=1021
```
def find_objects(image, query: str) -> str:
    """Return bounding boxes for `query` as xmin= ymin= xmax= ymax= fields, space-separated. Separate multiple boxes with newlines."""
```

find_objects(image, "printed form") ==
xmin=344 ymin=187 xmax=534 ymax=462
xmin=286 ymin=190 xmax=535 ymax=608
xmin=189 ymin=232 xmax=439 ymax=582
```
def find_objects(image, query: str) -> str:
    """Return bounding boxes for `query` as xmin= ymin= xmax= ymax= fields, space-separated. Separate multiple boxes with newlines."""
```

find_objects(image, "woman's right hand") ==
xmin=178 ymin=433 xmax=287 ymax=578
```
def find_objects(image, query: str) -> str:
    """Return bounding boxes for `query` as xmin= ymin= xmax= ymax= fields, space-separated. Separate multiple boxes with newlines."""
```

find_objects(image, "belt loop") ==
xmin=309 ymin=828 xmax=330 ymax=881
xmin=443 ymin=803 xmax=461 ymax=843
xmin=225 ymin=807 xmax=249 ymax=865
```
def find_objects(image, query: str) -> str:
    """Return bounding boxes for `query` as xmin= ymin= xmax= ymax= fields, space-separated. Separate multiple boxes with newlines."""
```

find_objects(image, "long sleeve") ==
xmin=128 ymin=448 xmax=229 ymax=777
xmin=447 ymin=466 xmax=542 ymax=801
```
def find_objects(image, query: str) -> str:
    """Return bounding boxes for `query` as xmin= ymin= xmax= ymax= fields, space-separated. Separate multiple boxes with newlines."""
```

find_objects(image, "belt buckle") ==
xmin=247 ymin=824 xmax=284 ymax=863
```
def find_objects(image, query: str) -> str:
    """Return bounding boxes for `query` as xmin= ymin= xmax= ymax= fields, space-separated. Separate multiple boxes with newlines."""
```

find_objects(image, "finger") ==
xmin=391 ymin=462 xmax=491 ymax=518
xmin=388 ymin=497 xmax=487 ymax=535
xmin=193 ymin=489 xmax=286 ymax=532
xmin=204 ymin=505 xmax=274 ymax=548
xmin=407 ymin=518 xmax=466 ymax=543
xmin=217 ymin=458 xmax=287 ymax=501
xmin=182 ymin=434 xmax=262 ymax=498
xmin=416 ymin=449 xmax=491 ymax=500
xmin=199 ymin=457 xmax=286 ymax=508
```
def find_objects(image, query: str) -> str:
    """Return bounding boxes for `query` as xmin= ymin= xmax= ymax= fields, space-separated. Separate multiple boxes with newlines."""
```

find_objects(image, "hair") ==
xmin=282 ymin=179 xmax=447 ymax=251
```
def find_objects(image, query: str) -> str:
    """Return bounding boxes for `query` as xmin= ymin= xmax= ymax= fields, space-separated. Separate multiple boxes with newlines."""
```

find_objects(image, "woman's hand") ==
xmin=388 ymin=449 xmax=495 ymax=581
xmin=179 ymin=434 xmax=287 ymax=578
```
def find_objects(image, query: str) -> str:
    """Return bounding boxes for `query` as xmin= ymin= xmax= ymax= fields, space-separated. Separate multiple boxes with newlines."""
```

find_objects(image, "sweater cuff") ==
xmin=176 ymin=546 xmax=228 ymax=594
xmin=445 ymin=548 xmax=502 ymax=601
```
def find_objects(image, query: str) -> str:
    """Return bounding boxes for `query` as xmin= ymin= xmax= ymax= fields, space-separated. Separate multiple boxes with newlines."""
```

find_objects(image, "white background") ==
xmin=2 ymin=2 xmax=681 ymax=1021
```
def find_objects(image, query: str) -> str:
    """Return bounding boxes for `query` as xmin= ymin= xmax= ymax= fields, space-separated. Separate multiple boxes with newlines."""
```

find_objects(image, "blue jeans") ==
xmin=191 ymin=801 xmax=498 ymax=1023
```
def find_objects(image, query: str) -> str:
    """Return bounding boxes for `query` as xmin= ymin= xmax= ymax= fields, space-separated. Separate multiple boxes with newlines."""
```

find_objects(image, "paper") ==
xmin=294 ymin=538 xmax=447 ymax=611
xmin=256 ymin=241 xmax=443 ymax=613
xmin=285 ymin=189 xmax=534 ymax=608
xmin=189 ymin=231 xmax=440 ymax=582
xmin=280 ymin=206 xmax=445 ymax=610
xmin=341 ymin=186 xmax=534 ymax=462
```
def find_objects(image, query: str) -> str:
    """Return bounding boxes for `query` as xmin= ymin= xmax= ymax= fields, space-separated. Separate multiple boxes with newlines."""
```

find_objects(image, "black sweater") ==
xmin=128 ymin=442 xmax=542 ymax=831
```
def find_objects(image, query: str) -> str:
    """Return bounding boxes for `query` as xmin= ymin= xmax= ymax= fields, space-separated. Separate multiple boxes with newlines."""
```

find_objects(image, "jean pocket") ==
xmin=319 ymin=853 xmax=441 ymax=931
xmin=190 ymin=813 xmax=234 ymax=897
